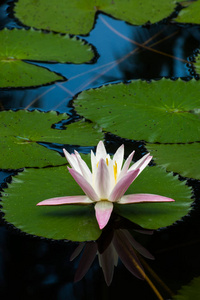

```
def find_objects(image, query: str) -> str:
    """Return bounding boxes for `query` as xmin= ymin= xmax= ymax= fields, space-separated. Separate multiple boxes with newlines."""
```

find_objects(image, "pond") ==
xmin=0 ymin=0 xmax=200 ymax=299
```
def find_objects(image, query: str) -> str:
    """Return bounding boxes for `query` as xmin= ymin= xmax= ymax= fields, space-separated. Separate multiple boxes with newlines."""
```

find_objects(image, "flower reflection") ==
xmin=70 ymin=219 xmax=154 ymax=286
xmin=37 ymin=141 xmax=174 ymax=229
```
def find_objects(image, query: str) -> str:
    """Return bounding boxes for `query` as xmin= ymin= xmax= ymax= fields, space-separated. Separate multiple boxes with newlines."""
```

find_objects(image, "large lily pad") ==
xmin=174 ymin=0 xmax=200 ymax=24
xmin=146 ymin=143 xmax=200 ymax=180
xmin=116 ymin=166 xmax=192 ymax=229
xmin=1 ymin=166 xmax=101 ymax=242
xmin=0 ymin=158 xmax=192 ymax=241
xmin=0 ymin=28 xmax=94 ymax=87
xmin=0 ymin=110 xmax=103 ymax=169
xmin=75 ymin=79 xmax=200 ymax=143
xmin=14 ymin=0 xmax=180 ymax=35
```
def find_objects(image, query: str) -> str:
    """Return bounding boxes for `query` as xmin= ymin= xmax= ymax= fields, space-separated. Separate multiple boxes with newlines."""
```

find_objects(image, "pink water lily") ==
xmin=37 ymin=141 xmax=174 ymax=229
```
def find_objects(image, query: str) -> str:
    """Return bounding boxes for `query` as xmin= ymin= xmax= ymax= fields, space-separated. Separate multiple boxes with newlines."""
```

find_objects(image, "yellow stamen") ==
xmin=113 ymin=161 xmax=117 ymax=182
xmin=106 ymin=158 xmax=109 ymax=166
xmin=97 ymin=162 xmax=99 ymax=168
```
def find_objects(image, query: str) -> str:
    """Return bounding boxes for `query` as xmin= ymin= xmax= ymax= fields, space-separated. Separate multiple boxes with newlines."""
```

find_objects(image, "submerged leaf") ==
xmin=0 ymin=110 xmax=103 ymax=169
xmin=173 ymin=277 xmax=200 ymax=300
xmin=146 ymin=143 xmax=200 ymax=180
xmin=0 ymin=28 xmax=94 ymax=87
xmin=14 ymin=0 xmax=180 ymax=34
xmin=75 ymin=79 xmax=200 ymax=143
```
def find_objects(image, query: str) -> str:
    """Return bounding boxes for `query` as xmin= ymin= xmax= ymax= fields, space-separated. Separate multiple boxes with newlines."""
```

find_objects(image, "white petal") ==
xmin=128 ymin=153 xmax=152 ymax=175
xmin=113 ymin=144 xmax=124 ymax=173
xmin=63 ymin=148 xmax=81 ymax=173
xmin=74 ymin=150 xmax=92 ymax=183
xmin=118 ymin=150 xmax=135 ymax=181
xmin=95 ymin=158 xmax=111 ymax=199
xmin=96 ymin=140 xmax=107 ymax=160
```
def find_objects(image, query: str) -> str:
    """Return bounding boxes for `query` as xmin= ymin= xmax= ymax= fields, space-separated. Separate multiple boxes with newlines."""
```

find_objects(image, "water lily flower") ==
xmin=37 ymin=141 xmax=174 ymax=229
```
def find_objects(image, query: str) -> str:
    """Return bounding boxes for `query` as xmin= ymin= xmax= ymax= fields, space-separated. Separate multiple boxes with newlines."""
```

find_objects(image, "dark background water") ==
xmin=0 ymin=1 xmax=200 ymax=299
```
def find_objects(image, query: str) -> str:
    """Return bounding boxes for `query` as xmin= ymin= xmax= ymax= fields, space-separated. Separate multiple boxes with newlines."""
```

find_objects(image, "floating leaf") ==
xmin=116 ymin=166 xmax=192 ymax=229
xmin=14 ymin=0 xmax=180 ymax=35
xmin=0 ymin=159 xmax=192 ymax=242
xmin=1 ymin=165 xmax=101 ymax=242
xmin=146 ymin=143 xmax=200 ymax=180
xmin=173 ymin=277 xmax=200 ymax=300
xmin=174 ymin=0 xmax=200 ymax=24
xmin=75 ymin=79 xmax=200 ymax=143
xmin=0 ymin=28 xmax=94 ymax=87
xmin=0 ymin=110 xmax=103 ymax=169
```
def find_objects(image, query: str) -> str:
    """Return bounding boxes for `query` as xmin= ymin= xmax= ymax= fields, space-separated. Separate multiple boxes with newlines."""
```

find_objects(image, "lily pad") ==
xmin=1 ymin=166 xmax=101 ymax=242
xmin=174 ymin=0 xmax=200 ymax=24
xmin=0 ymin=159 xmax=192 ymax=241
xmin=116 ymin=166 xmax=192 ymax=229
xmin=75 ymin=78 xmax=200 ymax=143
xmin=193 ymin=52 xmax=200 ymax=75
xmin=146 ymin=143 xmax=200 ymax=180
xmin=14 ymin=0 xmax=180 ymax=35
xmin=173 ymin=277 xmax=200 ymax=300
xmin=0 ymin=28 xmax=94 ymax=87
xmin=0 ymin=110 xmax=103 ymax=169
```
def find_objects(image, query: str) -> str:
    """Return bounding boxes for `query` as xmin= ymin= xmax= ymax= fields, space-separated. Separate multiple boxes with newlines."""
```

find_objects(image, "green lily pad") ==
xmin=0 ymin=158 xmax=192 ymax=241
xmin=174 ymin=0 xmax=200 ymax=24
xmin=75 ymin=78 xmax=200 ymax=143
xmin=0 ymin=28 xmax=94 ymax=88
xmin=146 ymin=143 xmax=200 ymax=180
xmin=0 ymin=110 xmax=103 ymax=169
xmin=14 ymin=0 xmax=180 ymax=35
xmin=193 ymin=52 xmax=200 ymax=75
xmin=116 ymin=166 xmax=192 ymax=229
xmin=1 ymin=166 xmax=101 ymax=242
xmin=173 ymin=277 xmax=200 ymax=300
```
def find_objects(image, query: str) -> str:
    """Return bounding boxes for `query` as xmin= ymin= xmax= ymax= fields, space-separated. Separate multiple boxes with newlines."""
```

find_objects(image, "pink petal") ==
xmin=37 ymin=195 xmax=93 ymax=206
xmin=109 ymin=169 xmax=140 ymax=202
xmin=95 ymin=201 xmax=113 ymax=229
xmin=96 ymin=140 xmax=107 ymax=160
xmin=68 ymin=168 xmax=99 ymax=201
xmin=128 ymin=153 xmax=152 ymax=175
xmin=118 ymin=193 xmax=175 ymax=204
xmin=118 ymin=150 xmax=135 ymax=181
xmin=95 ymin=158 xmax=110 ymax=199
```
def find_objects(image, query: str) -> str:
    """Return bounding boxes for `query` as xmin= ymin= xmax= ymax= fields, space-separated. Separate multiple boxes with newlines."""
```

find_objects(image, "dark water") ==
xmin=0 ymin=1 xmax=200 ymax=299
